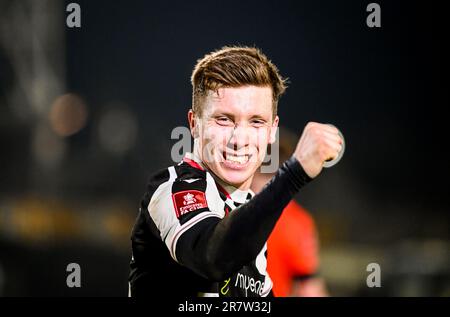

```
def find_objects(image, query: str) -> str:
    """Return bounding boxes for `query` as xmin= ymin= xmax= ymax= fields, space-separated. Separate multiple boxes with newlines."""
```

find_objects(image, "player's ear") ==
xmin=269 ymin=116 xmax=279 ymax=144
xmin=188 ymin=109 xmax=199 ymax=138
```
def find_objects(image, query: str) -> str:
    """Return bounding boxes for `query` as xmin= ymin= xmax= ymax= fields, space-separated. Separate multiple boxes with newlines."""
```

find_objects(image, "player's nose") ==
xmin=228 ymin=125 xmax=251 ymax=150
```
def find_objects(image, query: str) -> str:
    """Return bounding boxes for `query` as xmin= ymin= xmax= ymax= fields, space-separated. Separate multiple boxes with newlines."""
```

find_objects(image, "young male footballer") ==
xmin=129 ymin=46 xmax=343 ymax=297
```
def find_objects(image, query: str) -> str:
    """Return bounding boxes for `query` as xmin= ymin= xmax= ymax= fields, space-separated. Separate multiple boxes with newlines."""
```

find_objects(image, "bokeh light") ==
xmin=49 ymin=93 xmax=88 ymax=137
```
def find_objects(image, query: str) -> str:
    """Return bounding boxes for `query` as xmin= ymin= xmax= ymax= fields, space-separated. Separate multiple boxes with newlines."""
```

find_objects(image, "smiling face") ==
xmin=189 ymin=85 xmax=279 ymax=190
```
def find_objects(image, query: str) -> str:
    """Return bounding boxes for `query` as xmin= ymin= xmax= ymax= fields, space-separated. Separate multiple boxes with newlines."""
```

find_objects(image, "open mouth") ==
xmin=222 ymin=151 xmax=252 ymax=166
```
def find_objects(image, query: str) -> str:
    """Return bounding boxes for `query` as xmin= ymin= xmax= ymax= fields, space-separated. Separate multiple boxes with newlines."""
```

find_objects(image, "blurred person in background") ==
xmin=251 ymin=128 xmax=328 ymax=297
xmin=128 ymin=46 xmax=343 ymax=297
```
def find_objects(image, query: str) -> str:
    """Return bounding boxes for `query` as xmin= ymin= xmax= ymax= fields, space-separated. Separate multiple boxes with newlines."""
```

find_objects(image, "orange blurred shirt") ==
xmin=267 ymin=200 xmax=319 ymax=297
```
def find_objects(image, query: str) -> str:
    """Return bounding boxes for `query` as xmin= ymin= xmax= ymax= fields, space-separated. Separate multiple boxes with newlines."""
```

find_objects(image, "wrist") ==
xmin=283 ymin=156 xmax=313 ymax=191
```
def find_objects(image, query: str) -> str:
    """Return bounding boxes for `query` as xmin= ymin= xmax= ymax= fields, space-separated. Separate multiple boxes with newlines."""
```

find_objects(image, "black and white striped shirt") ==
xmin=129 ymin=153 xmax=272 ymax=297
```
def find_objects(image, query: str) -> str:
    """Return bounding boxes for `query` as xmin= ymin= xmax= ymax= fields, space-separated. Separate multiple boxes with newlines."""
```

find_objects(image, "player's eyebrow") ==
xmin=249 ymin=114 xmax=268 ymax=121
xmin=211 ymin=111 xmax=235 ymax=118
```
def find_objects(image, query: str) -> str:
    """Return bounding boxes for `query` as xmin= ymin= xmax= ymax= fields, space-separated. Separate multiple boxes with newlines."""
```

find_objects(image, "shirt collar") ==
xmin=183 ymin=152 xmax=252 ymax=204
xmin=215 ymin=177 xmax=252 ymax=204
xmin=183 ymin=152 xmax=206 ymax=171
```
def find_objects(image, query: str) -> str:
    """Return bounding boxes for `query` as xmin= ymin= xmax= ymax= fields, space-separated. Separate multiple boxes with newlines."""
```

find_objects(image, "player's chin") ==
xmin=217 ymin=162 xmax=257 ymax=187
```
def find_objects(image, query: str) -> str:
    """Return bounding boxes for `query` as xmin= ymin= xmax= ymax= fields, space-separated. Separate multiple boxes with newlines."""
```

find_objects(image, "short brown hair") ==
xmin=191 ymin=46 xmax=287 ymax=118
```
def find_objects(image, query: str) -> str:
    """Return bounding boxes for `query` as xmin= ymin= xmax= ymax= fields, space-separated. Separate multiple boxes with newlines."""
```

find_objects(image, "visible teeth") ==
xmin=225 ymin=155 xmax=249 ymax=164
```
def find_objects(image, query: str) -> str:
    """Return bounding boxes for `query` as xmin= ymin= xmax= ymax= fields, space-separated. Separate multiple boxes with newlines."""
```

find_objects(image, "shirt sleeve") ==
xmin=147 ymin=174 xmax=223 ymax=262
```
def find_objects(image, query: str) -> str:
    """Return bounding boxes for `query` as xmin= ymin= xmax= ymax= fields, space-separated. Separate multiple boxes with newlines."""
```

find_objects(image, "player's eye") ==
xmin=216 ymin=117 xmax=234 ymax=126
xmin=251 ymin=119 xmax=266 ymax=128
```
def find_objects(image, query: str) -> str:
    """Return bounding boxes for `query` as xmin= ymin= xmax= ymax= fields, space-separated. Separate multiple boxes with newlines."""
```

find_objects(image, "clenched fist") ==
xmin=294 ymin=122 xmax=344 ymax=178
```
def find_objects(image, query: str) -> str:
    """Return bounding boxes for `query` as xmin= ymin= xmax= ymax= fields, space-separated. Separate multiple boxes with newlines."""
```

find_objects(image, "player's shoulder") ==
xmin=144 ymin=160 xmax=209 ymax=196
xmin=173 ymin=160 xmax=207 ymax=183
xmin=144 ymin=159 xmax=222 ymax=228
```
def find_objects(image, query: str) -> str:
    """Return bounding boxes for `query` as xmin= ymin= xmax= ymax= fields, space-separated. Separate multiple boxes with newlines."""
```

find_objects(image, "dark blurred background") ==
xmin=0 ymin=0 xmax=448 ymax=296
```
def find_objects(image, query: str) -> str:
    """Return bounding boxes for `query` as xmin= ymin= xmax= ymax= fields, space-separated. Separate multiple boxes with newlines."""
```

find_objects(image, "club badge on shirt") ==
xmin=172 ymin=190 xmax=208 ymax=218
